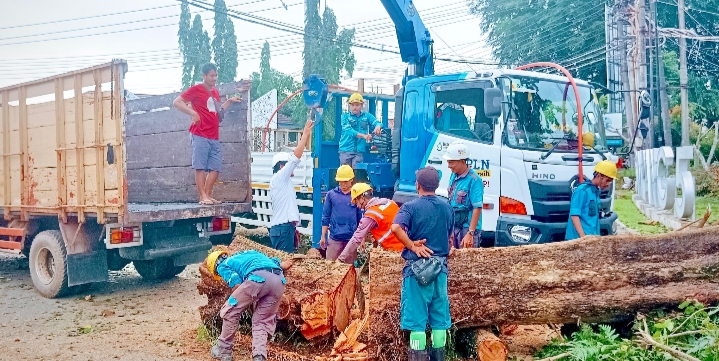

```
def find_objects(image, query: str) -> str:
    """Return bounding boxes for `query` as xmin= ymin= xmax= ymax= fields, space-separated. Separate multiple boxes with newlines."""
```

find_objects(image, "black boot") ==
xmin=428 ymin=347 xmax=445 ymax=361
xmin=408 ymin=347 xmax=429 ymax=361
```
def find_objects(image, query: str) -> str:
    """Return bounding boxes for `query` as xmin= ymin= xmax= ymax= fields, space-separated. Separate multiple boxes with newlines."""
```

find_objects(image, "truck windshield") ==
xmin=500 ymin=76 xmax=607 ymax=153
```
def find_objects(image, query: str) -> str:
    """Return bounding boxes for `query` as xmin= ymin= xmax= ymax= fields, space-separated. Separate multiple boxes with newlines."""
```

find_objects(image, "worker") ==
xmin=321 ymin=165 xmax=361 ymax=261
xmin=391 ymin=167 xmax=454 ymax=361
xmin=339 ymin=93 xmax=382 ymax=168
xmin=565 ymin=160 xmax=617 ymax=240
xmin=206 ymin=249 xmax=294 ymax=361
xmin=269 ymin=119 xmax=314 ymax=253
xmin=336 ymin=183 xmax=404 ymax=263
xmin=173 ymin=63 xmax=243 ymax=205
xmin=443 ymin=141 xmax=484 ymax=249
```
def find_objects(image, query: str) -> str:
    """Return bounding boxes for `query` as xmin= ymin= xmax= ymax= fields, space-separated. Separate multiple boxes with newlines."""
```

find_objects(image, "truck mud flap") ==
xmin=67 ymin=251 xmax=109 ymax=287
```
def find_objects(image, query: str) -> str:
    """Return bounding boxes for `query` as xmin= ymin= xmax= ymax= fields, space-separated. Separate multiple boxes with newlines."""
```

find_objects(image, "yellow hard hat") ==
xmin=348 ymin=93 xmax=364 ymax=104
xmin=582 ymin=132 xmax=595 ymax=148
xmin=594 ymin=160 xmax=618 ymax=180
xmin=206 ymin=250 xmax=229 ymax=281
xmin=335 ymin=165 xmax=355 ymax=182
xmin=350 ymin=183 xmax=373 ymax=203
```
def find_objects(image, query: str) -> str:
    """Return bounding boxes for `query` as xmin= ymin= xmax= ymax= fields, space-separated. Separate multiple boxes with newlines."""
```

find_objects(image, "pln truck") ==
xmin=0 ymin=60 xmax=252 ymax=298
xmin=309 ymin=0 xmax=617 ymax=247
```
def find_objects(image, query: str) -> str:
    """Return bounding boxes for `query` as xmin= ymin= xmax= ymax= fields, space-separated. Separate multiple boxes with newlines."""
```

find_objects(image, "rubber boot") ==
xmin=408 ymin=347 xmax=429 ymax=361
xmin=428 ymin=347 xmax=445 ymax=361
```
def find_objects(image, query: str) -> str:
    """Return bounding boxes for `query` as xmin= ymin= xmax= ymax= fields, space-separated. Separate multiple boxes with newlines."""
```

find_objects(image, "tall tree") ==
xmin=250 ymin=42 xmax=304 ymax=125
xmin=190 ymin=14 xmax=212 ymax=84
xmin=178 ymin=0 xmax=194 ymax=89
xmin=212 ymin=0 xmax=239 ymax=84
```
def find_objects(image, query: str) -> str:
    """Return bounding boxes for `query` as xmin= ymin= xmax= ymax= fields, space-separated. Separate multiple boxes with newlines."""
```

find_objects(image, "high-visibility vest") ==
xmin=363 ymin=200 xmax=403 ymax=251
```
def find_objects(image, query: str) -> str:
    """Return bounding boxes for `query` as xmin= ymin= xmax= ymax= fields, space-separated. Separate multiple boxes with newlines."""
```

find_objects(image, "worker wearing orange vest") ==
xmin=337 ymin=183 xmax=403 ymax=263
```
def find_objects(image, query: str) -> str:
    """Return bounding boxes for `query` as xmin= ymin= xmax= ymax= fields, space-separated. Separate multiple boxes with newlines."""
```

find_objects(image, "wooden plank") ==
xmin=0 ymin=227 xmax=26 ymax=237
xmin=94 ymin=70 xmax=105 ymax=224
xmin=55 ymin=78 xmax=68 ymax=223
xmin=124 ymin=81 xmax=250 ymax=113
xmin=124 ymin=103 xmax=249 ymax=137
xmin=18 ymin=86 xmax=29 ymax=220
xmin=2 ymin=90 xmax=10 ymax=220
xmin=113 ymin=64 xmax=126 ymax=224
xmin=0 ymin=240 xmax=21 ymax=250
xmin=125 ymin=201 xmax=252 ymax=224
xmin=73 ymin=74 xmax=85 ymax=223
xmin=126 ymin=166 xmax=249 ymax=203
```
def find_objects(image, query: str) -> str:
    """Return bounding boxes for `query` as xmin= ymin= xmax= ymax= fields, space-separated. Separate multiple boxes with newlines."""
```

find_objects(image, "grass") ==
xmin=615 ymin=189 xmax=719 ymax=234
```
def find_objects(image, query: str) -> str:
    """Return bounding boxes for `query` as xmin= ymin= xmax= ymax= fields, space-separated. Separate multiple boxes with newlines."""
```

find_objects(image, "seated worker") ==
xmin=337 ymin=183 xmax=404 ymax=263
xmin=565 ymin=160 xmax=617 ymax=240
xmin=321 ymin=165 xmax=361 ymax=261
xmin=206 ymin=249 xmax=294 ymax=361
xmin=339 ymin=93 xmax=382 ymax=168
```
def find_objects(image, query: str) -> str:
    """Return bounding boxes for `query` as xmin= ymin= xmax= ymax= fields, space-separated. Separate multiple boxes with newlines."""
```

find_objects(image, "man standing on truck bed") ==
xmin=565 ymin=160 xmax=617 ymax=240
xmin=339 ymin=93 xmax=382 ymax=168
xmin=269 ymin=119 xmax=314 ymax=253
xmin=173 ymin=63 xmax=242 ymax=205
xmin=444 ymin=142 xmax=484 ymax=249
xmin=391 ymin=167 xmax=454 ymax=361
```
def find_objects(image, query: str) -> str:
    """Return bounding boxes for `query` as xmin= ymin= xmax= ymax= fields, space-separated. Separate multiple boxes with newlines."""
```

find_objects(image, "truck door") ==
xmin=424 ymin=81 xmax=501 ymax=235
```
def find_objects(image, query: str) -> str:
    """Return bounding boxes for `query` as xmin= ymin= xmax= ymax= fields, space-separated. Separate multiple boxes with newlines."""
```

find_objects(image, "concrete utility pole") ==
xmin=638 ymin=0 xmax=653 ymax=149
xmin=652 ymin=0 xmax=673 ymax=147
xmin=616 ymin=0 xmax=636 ymax=142
xmin=678 ymin=0 xmax=690 ymax=146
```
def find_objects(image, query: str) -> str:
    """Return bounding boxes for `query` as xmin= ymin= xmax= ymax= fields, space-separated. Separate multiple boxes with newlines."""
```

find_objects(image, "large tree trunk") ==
xmin=368 ymin=227 xmax=719 ymax=361
xmin=197 ymin=236 xmax=356 ymax=340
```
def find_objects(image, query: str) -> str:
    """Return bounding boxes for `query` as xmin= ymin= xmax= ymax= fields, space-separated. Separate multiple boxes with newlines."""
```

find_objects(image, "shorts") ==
xmin=339 ymin=152 xmax=363 ymax=168
xmin=400 ymin=272 xmax=451 ymax=331
xmin=191 ymin=134 xmax=222 ymax=172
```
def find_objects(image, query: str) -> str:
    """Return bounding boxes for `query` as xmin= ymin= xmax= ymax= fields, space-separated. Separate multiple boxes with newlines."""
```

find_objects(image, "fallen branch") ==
xmin=636 ymin=318 xmax=701 ymax=361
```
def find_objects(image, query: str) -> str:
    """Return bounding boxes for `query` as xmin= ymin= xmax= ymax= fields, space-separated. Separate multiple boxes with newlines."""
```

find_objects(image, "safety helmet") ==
xmin=350 ymin=183 xmax=373 ymax=203
xmin=206 ymin=250 xmax=229 ymax=282
xmin=442 ymin=141 xmax=471 ymax=161
xmin=348 ymin=93 xmax=364 ymax=104
xmin=582 ymin=132 xmax=595 ymax=148
xmin=272 ymin=152 xmax=291 ymax=167
xmin=335 ymin=165 xmax=355 ymax=182
xmin=594 ymin=160 xmax=618 ymax=180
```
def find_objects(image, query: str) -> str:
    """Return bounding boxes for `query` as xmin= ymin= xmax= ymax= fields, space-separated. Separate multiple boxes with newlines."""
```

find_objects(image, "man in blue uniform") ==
xmin=565 ymin=160 xmax=617 ymax=240
xmin=391 ymin=166 xmax=454 ymax=361
xmin=338 ymin=93 xmax=382 ymax=167
xmin=444 ymin=141 xmax=484 ymax=248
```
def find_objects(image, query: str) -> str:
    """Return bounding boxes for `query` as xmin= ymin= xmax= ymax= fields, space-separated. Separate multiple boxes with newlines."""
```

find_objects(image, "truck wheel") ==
xmin=134 ymin=259 xmax=179 ymax=280
xmin=29 ymin=230 xmax=70 ymax=298
xmin=166 ymin=265 xmax=186 ymax=278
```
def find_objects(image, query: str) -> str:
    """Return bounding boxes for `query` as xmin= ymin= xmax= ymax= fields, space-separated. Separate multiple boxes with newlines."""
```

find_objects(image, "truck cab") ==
xmin=393 ymin=69 xmax=617 ymax=246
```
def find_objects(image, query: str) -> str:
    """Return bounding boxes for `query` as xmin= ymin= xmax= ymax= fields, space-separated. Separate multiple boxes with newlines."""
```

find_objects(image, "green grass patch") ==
xmin=694 ymin=195 xmax=719 ymax=225
xmin=614 ymin=190 xmax=668 ymax=234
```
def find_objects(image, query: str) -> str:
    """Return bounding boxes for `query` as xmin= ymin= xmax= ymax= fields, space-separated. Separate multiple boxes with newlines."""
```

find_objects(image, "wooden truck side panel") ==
xmin=0 ymin=61 xmax=126 ymax=223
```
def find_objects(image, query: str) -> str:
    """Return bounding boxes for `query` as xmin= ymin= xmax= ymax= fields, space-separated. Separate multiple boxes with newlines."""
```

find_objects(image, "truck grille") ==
xmin=527 ymin=180 xmax=612 ymax=223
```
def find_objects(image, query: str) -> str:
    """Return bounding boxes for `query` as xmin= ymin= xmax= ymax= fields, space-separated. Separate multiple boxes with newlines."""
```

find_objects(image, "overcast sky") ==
xmin=0 ymin=0 xmax=494 ymax=95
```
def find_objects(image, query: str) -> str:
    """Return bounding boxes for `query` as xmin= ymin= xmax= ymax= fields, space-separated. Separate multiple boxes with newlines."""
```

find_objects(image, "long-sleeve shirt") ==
xmin=336 ymin=198 xmax=389 ymax=263
xmin=215 ymin=250 xmax=283 ymax=289
xmin=269 ymin=153 xmax=301 ymax=227
xmin=339 ymin=112 xmax=381 ymax=153
xmin=321 ymin=187 xmax=361 ymax=241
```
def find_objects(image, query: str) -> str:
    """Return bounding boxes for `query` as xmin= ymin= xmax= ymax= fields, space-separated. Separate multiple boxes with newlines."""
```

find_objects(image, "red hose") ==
xmin=515 ymin=62 xmax=585 ymax=180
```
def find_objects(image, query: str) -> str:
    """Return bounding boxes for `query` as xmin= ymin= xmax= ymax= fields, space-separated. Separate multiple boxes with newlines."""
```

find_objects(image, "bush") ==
xmin=692 ymin=165 xmax=719 ymax=197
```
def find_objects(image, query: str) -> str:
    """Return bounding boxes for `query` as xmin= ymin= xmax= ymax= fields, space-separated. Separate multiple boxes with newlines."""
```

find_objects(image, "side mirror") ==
xmin=484 ymin=87 xmax=503 ymax=119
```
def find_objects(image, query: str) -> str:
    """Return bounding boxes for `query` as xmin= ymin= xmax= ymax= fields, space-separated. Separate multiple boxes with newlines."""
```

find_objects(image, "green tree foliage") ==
xmin=249 ymin=42 xmax=305 ymax=125
xmin=189 ymin=14 xmax=212 ymax=85
xmin=211 ymin=0 xmax=238 ymax=84
xmin=178 ymin=0 xmax=193 ymax=89
xmin=467 ymin=0 xmax=608 ymax=84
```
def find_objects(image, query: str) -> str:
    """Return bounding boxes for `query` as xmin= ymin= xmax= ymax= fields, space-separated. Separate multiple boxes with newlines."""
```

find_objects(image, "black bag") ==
xmin=410 ymin=257 xmax=443 ymax=286
xmin=453 ymin=208 xmax=469 ymax=226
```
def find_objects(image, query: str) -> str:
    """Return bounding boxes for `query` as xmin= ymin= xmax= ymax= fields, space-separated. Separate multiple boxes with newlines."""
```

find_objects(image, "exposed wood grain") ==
xmin=1 ymin=90 xmax=11 ymax=220
xmin=73 ymin=74 xmax=85 ymax=223
xmin=55 ymin=78 xmax=68 ymax=223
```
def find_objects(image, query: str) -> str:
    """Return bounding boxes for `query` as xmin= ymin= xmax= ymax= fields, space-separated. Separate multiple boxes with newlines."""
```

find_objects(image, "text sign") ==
xmin=635 ymin=146 xmax=696 ymax=219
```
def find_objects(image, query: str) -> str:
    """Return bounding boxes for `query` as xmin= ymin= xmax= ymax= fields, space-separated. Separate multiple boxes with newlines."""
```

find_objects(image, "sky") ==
xmin=0 ymin=0 xmax=494 ymax=95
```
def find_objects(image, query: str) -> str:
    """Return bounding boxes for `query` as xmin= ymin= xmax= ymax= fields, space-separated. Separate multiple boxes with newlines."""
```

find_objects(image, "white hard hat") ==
xmin=443 ymin=141 xmax=471 ymax=161
xmin=272 ymin=152 xmax=291 ymax=167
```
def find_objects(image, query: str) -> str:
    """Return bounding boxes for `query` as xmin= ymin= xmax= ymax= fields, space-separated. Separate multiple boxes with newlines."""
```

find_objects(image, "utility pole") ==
xmin=652 ymin=0 xmax=672 ymax=147
xmin=616 ymin=0 xmax=636 ymax=144
xmin=678 ymin=0 xmax=690 ymax=146
xmin=638 ymin=0 xmax=653 ymax=149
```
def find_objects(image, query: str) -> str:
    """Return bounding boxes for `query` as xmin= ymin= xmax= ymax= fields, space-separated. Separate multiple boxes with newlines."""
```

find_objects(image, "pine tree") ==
xmin=178 ymin=0 xmax=193 ymax=89
xmin=212 ymin=0 xmax=239 ymax=84
xmin=249 ymin=42 xmax=303 ymax=123
xmin=190 ymin=14 xmax=212 ymax=84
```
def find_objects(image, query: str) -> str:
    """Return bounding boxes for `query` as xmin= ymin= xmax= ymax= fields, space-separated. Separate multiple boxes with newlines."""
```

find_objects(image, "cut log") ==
xmin=476 ymin=328 xmax=507 ymax=361
xmin=368 ymin=227 xmax=719 ymax=360
xmin=197 ymin=236 xmax=356 ymax=340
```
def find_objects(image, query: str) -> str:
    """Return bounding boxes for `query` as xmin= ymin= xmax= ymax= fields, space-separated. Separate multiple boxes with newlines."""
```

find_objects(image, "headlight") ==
xmin=509 ymin=225 xmax=533 ymax=243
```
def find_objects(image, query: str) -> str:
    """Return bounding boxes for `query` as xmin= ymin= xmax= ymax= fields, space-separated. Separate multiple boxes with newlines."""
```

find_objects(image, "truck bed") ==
xmin=126 ymin=202 xmax=252 ymax=223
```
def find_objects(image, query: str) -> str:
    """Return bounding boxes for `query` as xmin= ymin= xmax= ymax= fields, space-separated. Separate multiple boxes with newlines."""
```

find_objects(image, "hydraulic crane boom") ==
xmin=379 ymin=0 xmax=434 ymax=83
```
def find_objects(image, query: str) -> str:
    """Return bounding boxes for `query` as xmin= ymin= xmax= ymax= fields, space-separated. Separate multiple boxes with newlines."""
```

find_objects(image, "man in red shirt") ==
xmin=173 ymin=63 xmax=242 ymax=205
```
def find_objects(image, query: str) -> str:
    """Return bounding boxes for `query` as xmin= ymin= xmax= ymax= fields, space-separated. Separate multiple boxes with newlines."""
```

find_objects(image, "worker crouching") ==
xmin=565 ymin=160 xmax=617 ymax=240
xmin=206 ymin=250 xmax=294 ymax=361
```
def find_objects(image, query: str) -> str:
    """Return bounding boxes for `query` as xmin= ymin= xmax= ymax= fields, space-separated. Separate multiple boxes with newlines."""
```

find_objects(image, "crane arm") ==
xmin=379 ymin=0 xmax=434 ymax=82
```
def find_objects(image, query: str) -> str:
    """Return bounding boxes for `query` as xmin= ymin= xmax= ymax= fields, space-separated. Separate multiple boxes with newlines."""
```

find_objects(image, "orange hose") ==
xmin=515 ymin=62 xmax=585 ymax=180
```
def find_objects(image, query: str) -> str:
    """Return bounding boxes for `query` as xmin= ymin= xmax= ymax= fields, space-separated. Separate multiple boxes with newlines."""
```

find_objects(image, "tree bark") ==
xmin=197 ymin=236 xmax=356 ymax=340
xmin=367 ymin=227 xmax=719 ymax=361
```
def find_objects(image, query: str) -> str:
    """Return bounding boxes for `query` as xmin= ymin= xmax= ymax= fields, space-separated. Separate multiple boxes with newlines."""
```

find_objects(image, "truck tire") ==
xmin=28 ymin=230 xmax=70 ymax=298
xmin=133 ymin=259 xmax=183 ymax=280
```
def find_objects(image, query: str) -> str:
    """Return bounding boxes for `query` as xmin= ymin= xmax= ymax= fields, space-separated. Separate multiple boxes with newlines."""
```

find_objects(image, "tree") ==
xmin=467 ymin=0 xmax=607 ymax=84
xmin=212 ymin=0 xmax=238 ymax=84
xmin=249 ymin=42 xmax=303 ymax=124
xmin=189 ymin=14 xmax=212 ymax=85
xmin=178 ymin=0 xmax=193 ymax=89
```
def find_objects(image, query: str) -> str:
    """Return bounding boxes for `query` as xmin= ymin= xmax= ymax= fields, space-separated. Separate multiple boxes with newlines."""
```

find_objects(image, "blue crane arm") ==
xmin=379 ymin=0 xmax=434 ymax=81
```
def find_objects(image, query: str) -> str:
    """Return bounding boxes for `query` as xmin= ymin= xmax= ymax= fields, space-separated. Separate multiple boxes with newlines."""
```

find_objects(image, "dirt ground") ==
xmin=0 ymin=253 xmax=214 ymax=361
